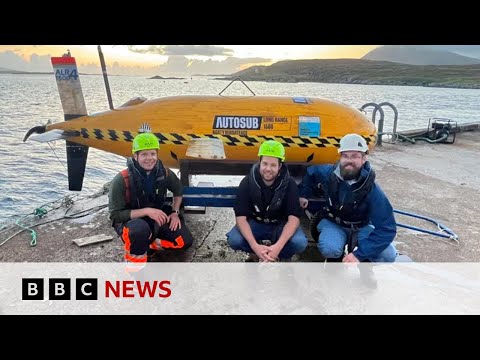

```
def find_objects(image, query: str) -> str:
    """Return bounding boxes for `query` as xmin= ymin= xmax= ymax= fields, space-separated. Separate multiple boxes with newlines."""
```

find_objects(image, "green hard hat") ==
xmin=258 ymin=140 xmax=285 ymax=161
xmin=132 ymin=133 xmax=160 ymax=154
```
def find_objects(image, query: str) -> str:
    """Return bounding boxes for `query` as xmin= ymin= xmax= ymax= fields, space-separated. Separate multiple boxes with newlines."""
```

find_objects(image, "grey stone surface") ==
xmin=1 ymin=131 xmax=478 ymax=263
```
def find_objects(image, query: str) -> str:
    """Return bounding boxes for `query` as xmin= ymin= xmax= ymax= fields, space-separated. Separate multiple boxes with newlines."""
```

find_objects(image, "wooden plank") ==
xmin=72 ymin=234 xmax=113 ymax=247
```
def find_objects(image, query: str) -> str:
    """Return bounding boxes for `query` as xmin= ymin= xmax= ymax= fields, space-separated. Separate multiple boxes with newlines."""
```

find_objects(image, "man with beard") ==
xmin=298 ymin=133 xmax=397 ymax=263
xmin=108 ymin=132 xmax=193 ymax=270
xmin=227 ymin=140 xmax=308 ymax=262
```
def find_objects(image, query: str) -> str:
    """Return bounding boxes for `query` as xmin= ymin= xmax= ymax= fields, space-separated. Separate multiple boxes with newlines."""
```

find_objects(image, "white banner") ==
xmin=1 ymin=263 xmax=479 ymax=315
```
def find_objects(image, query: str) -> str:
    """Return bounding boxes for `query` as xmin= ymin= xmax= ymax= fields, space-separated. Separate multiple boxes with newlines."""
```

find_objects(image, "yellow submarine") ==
xmin=24 ymin=53 xmax=377 ymax=190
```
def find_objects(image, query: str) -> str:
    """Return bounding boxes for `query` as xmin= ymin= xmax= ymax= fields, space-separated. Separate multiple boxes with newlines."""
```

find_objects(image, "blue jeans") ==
xmin=317 ymin=218 xmax=397 ymax=262
xmin=227 ymin=219 xmax=308 ymax=259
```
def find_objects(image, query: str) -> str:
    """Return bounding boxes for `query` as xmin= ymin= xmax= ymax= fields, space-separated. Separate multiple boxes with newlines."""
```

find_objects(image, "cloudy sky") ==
xmin=0 ymin=45 xmax=379 ymax=76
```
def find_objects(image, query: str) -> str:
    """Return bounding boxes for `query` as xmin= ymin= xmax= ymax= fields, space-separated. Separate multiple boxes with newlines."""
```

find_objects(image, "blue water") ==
xmin=0 ymin=73 xmax=479 ymax=220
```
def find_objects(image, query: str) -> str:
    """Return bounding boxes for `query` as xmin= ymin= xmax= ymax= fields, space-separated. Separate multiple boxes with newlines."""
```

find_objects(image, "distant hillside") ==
xmin=223 ymin=59 xmax=480 ymax=89
xmin=0 ymin=67 xmax=23 ymax=73
xmin=418 ymin=45 xmax=480 ymax=59
xmin=0 ymin=67 xmax=53 ymax=75
xmin=148 ymin=75 xmax=186 ymax=80
xmin=363 ymin=45 xmax=480 ymax=65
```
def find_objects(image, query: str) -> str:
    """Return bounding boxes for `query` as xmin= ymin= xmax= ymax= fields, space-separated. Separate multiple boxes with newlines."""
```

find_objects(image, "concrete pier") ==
xmin=1 ymin=129 xmax=479 ymax=263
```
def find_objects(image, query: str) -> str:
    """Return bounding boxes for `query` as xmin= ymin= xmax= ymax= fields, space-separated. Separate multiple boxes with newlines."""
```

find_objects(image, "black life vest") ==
xmin=323 ymin=162 xmax=376 ymax=227
xmin=120 ymin=158 xmax=169 ymax=210
xmin=248 ymin=163 xmax=289 ymax=223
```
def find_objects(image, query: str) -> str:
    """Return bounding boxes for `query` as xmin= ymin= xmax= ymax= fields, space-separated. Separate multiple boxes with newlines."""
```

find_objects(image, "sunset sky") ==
xmin=0 ymin=45 xmax=379 ymax=76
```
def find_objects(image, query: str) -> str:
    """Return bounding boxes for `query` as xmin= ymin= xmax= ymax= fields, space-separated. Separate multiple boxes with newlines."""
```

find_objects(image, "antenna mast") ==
xmin=97 ymin=45 xmax=114 ymax=110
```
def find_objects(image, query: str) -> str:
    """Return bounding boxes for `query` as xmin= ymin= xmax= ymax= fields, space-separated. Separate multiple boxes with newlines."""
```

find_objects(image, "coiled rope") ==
xmin=0 ymin=195 xmax=106 ymax=247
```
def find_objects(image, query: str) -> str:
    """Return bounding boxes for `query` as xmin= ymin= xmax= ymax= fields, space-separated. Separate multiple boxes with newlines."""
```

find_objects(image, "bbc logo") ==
xmin=22 ymin=278 xmax=98 ymax=300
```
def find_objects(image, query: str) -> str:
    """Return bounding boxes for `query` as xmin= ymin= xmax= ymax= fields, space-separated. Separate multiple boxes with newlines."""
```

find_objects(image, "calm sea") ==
xmin=1 ymin=73 xmax=479 ymax=219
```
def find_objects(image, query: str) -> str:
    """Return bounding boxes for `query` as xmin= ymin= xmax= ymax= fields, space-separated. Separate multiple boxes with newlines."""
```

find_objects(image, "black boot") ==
xmin=326 ymin=256 xmax=344 ymax=262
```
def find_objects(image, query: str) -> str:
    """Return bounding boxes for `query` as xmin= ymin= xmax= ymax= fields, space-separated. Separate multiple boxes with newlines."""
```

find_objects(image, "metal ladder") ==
xmin=359 ymin=102 xmax=399 ymax=146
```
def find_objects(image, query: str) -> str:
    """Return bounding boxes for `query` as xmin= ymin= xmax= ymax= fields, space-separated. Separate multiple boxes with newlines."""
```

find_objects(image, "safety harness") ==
xmin=248 ymin=163 xmax=289 ymax=224
xmin=121 ymin=158 xmax=169 ymax=210
xmin=320 ymin=162 xmax=376 ymax=229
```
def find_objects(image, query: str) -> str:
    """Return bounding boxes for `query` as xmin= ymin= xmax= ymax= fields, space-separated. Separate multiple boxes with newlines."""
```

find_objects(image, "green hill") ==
xmin=223 ymin=59 xmax=480 ymax=89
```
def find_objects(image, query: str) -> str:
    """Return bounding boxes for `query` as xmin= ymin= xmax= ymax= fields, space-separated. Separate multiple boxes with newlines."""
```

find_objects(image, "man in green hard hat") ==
xmin=226 ymin=140 xmax=308 ymax=262
xmin=108 ymin=132 xmax=193 ymax=270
